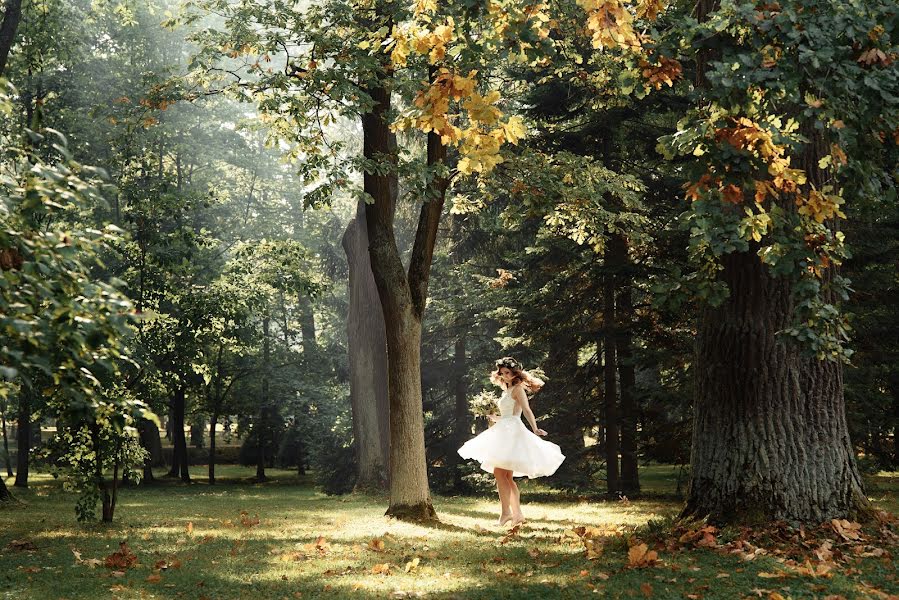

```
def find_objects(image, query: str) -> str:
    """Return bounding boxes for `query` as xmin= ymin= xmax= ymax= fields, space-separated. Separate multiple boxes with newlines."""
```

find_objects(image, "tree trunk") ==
xmin=190 ymin=419 xmax=204 ymax=448
xmin=0 ymin=0 xmax=23 ymax=77
xmin=14 ymin=391 xmax=29 ymax=487
xmin=684 ymin=250 xmax=870 ymax=523
xmin=167 ymin=386 xmax=190 ymax=482
xmin=615 ymin=235 xmax=640 ymax=494
xmin=603 ymin=249 xmax=620 ymax=496
xmin=343 ymin=201 xmax=390 ymax=492
xmin=298 ymin=295 xmax=318 ymax=356
xmin=451 ymin=334 xmax=469 ymax=490
xmin=361 ymin=59 xmax=443 ymax=521
xmin=256 ymin=316 xmax=270 ymax=483
xmin=0 ymin=476 xmax=11 ymax=502
xmin=684 ymin=0 xmax=870 ymax=523
xmin=1 ymin=407 xmax=12 ymax=477
xmin=209 ymin=413 xmax=218 ymax=485
xmin=137 ymin=418 xmax=163 ymax=482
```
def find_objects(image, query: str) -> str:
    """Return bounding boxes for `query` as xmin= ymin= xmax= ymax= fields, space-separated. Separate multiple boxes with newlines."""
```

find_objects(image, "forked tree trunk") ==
xmin=343 ymin=201 xmax=390 ymax=492
xmin=361 ymin=56 xmax=444 ymax=521
xmin=683 ymin=0 xmax=870 ymax=522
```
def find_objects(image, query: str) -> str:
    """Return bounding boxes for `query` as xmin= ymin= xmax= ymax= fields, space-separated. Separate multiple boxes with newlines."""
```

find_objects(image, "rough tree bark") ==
xmin=615 ymin=234 xmax=640 ymax=494
xmin=361 ymin=59 xmax=445 ymax=520
xmin=343 ymin=201 xmax=390 ymax=492
xmin=683 ymin=0 xmax=870 ymax=524
xmin=0 ymin=0 xmax=23 ymax=76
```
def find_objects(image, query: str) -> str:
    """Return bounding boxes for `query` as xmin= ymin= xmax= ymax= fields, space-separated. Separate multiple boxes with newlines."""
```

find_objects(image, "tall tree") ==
xmin=0 ymin=0 xmax=22 ymax=75
xmin=653 ymin=0 xmax=897 ymax=522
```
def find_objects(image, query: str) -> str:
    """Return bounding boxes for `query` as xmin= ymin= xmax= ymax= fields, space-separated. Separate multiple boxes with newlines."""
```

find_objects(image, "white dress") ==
xmin=457 ymin=387 xmax=565 ymax=478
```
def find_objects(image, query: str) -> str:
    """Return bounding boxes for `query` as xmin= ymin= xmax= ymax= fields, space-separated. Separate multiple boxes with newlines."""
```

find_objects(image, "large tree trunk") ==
xmin=14 ymin=391 xmax=29 ymax=487
xmin=0 ymin=476 xmax=11 ymax=502
xmin=298 ymin=295 xmax=318 ymax=356
xmin=167 ymin=386 xmax=190 ymax=482
xmin=343 ymin=202 xmax=390 ymax=492
xmin=0 ymin=0 xmax=23 ymax=77
xmin=684 ymin=250 xmax=869 ymax=523
xmin=684 ymin=7 xmax=869 ymax=521
xmin=603 ymin=248 xmax=620 ymax=496
xmin=615 ymin=235 xmax=640 ymax=494
xmin=361 ymin=59 xmax=444 ymax=521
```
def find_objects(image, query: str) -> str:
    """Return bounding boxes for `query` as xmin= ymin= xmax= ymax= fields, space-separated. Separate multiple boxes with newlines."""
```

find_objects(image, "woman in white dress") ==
xmin=457 ymin=357 xmax=565 ymax=527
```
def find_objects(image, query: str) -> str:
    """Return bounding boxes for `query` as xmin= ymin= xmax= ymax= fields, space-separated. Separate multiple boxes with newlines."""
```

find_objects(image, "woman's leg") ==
xmin=493 ymin=468 xmax=512 ymax=524
xmin=509 ymin=476 xmax=524 ymax=523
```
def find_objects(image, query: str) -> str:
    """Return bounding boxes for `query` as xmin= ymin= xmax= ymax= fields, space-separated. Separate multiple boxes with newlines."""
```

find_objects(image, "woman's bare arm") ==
xmin=512 ymin=384 xmax=547 ymax=436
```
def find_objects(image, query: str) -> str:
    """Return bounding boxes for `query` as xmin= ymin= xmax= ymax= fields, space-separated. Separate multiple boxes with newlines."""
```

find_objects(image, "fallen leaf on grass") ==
xmin=627 ymin=543 xmax=659 ymax=568
xmin=369 ymin=538 xmax=386 ymax=552
xmin=372 ymin=563 xmax=391 ymax=575
xmin=239 ymin=511 xmax=260 ymax=528
xmin=640 ymin=582 xmax=654 ymax=597
xmin=404 ymin=557 xmax=420 ymax=573
xmin=186 ymin=521 xmax=194 ymax=536
xmin=830 ymin=519 xmax=862 ymax=541
xmin=814 ymin=540 xmax=833 ymax=562
xmin=146 ymin=574 xmax=162 ymax=583
xmin=104 ymin=542 xmax=137 ymax=570
xmin=757 ymin=571 xmax=789 ymax=579
xmin=500 ymin=525 xmax=520 ymax=545
xmin=72 ymin=549 xmax=103 ymax=568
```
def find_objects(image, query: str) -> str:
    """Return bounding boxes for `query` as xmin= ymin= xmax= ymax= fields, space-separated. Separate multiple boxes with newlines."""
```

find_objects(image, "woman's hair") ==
xmin=490 ymin=356 xmax=545 ymax=393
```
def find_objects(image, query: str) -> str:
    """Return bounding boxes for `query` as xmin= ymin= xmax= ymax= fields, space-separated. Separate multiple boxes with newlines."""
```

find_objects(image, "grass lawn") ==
xmin=1 ymin=465 xmax=897 ymax=599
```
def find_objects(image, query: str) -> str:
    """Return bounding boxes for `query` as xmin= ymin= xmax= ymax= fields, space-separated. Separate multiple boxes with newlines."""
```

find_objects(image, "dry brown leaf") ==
xmin=640 ymin=582 xmax=654 ymax=597
xmin=830 ymin=519 xmax=862 ymax=541
xmin=814 ymin=540 xmax=833 ymax=562
xmin=146 ymin=573 xmax=162 ymax=583
xmin=371 ymin=562 xmax=391 ymax=575
xmin=627 ymin=543 xmax=659 ymax=568
xmin=186 ymin=521 xmax=194 ymax=535
xmin=369 ymin=538 xmax=385 ymax=552
xmin=104 ymin=542 xmax=137 ymax=570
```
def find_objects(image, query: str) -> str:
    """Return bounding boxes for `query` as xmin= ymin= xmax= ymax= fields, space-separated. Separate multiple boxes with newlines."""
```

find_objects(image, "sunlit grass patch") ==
xmin=2 ymin=468 xmax=898 ymax=599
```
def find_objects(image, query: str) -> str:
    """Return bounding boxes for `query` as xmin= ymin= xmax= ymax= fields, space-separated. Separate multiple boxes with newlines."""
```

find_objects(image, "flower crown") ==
xmin=495 ymin=357 xmax=521 ymax=370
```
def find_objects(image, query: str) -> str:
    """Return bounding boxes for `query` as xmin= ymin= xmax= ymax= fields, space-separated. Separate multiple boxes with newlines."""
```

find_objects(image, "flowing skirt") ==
xmin=458 ymin=416 xmax=565 ymax=478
